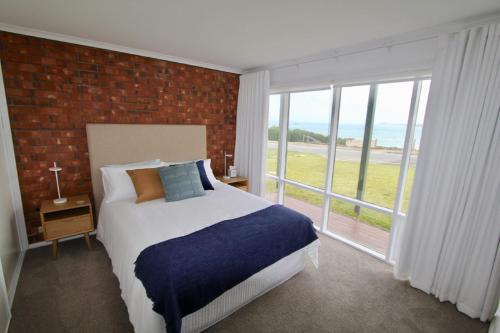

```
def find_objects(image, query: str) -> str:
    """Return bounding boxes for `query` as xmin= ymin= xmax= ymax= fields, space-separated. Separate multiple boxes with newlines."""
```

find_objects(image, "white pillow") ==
xmin=101 ymin=159 xmax=163 ymax=203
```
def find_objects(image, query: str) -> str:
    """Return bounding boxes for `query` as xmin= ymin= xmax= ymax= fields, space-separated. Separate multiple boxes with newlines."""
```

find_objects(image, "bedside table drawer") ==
xmin=235 ymin=185 xmax=248 ymax=192
xmin=45 ymin=215 xmax=92 ymax=240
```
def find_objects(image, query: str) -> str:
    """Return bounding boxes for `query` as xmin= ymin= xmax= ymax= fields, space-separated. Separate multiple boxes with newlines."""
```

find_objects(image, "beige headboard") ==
xmin=86 ymin=124 xmax=206 ymax=207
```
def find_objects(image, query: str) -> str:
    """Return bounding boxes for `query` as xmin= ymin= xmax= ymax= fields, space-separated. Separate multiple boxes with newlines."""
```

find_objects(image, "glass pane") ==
xmin=402 ymin=79 xmax=430 ymax=213
xmin=363 ymin=81 xmax=414 ymax=209
xmin=264 ymin=178 xmax=279 ymax=202
xmin=284 ymin=184 xmax=323 ymax=228
xmin=328 ymin=199 xmax=390 ymax=254
xmin=285 ymin=90 xmax=331 ymax=189
xmin=266 ymin=94 xmax=281 ymax=176
xmin=332 ymin=85 xmax=370 ymax=197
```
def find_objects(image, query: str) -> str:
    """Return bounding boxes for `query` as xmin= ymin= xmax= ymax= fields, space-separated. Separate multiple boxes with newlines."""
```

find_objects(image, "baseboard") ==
xmin=7 ymin=251 xmax=24 ymax=308
xmin=28 ymin=231 xmax=97 ymax=250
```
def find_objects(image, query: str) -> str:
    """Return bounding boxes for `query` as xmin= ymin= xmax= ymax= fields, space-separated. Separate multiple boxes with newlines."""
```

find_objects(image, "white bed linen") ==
xmin=97 ymin=181 xmax=319 ymax=333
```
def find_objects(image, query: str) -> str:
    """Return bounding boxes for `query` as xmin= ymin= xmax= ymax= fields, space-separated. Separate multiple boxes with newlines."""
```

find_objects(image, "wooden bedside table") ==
xmin=217 ymin=176 xmax=249 ymax=192
xmin=40 ymin=194 xmax=94 ymax=259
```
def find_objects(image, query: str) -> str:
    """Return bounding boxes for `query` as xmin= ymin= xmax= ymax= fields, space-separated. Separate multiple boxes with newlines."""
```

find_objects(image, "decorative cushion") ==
xmin=196 ymin=160 xmax=214 ymax=190
xmin=126 ymin=168 xmax=165 ymax=203
xmin=202 ymin=159 xmax=218 ymax=185
xmin=158 ymin=163 xmax=205 ymax=202
xmin=162 ymin=159 xmax=217 ymax=190
xmin=101 ymin=159 xmax=163 ymax=203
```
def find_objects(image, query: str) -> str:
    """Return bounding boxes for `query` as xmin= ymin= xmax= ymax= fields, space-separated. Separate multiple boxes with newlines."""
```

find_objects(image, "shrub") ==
xmin=268 ymin=126 xmax=329 ymax=143
xmin=268 ymin=126 xmax=352 ymax=146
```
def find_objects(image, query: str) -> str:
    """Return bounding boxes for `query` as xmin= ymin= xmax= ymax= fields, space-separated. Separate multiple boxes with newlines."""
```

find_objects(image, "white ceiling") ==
xmin=0 ymin=0 xmax=499 ymax=72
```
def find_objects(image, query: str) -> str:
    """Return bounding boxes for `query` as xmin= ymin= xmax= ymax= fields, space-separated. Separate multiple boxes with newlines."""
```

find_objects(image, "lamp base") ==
xmin=53 ymin=197 xmax=67 ymax=204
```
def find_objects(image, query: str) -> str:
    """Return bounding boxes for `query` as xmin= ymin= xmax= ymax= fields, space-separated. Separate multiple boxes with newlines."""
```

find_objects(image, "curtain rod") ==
xmin=270 ymin=35 xmax=437 ymax=72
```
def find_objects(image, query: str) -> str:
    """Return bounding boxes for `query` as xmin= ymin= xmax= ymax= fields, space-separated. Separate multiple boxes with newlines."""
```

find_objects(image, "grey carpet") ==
xmin=9 ymin=235 xmax=488 ymax=333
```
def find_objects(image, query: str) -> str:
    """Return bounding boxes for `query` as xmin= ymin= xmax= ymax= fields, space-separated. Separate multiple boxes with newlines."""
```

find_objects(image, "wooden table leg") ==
xmin=84 ymin=233 xmax=92 ymax=250
xmin=51 ymin=240 xmax=58 ymax=259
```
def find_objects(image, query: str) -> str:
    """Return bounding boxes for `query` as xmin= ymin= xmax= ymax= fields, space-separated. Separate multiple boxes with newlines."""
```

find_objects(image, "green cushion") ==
xmin=158 ymin=162 xmax=205 ymax=202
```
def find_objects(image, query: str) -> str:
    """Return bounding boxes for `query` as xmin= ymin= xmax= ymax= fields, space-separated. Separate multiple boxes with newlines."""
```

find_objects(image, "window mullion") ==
xmin=277 ymin=93 xmax=289 ymax=204
xmin=355 ymin=84 xmax=377 ymax=214
xmin=321 ymin=86 xmax=340 ymax=233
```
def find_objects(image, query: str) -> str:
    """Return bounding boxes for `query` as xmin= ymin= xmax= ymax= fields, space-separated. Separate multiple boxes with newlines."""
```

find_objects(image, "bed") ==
xmin=87 ymin=124 xmax=320 ymax=333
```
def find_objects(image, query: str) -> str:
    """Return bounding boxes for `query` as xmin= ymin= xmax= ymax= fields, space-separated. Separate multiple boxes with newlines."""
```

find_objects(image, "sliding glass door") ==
xmin=265 ymin=78 xmax=431 ymax=260
xmin=282 ymin=89 xmax=331 ymax=229
xmin=285 ymin=90 xmax=331 ymax=188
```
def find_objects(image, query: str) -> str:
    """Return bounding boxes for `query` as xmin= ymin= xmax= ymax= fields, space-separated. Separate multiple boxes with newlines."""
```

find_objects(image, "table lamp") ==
xmin=49 ymin=162 xmax=67 ymax=204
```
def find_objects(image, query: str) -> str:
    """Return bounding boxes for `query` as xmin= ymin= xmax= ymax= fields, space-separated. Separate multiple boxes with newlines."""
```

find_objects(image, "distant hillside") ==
xmin=268 ymin=126 xmax=348 ymax=145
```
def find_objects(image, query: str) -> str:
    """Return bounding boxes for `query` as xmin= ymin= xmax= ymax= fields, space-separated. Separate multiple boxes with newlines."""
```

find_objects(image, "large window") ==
xmin=265 ymin=78 xmax=430 ymax=260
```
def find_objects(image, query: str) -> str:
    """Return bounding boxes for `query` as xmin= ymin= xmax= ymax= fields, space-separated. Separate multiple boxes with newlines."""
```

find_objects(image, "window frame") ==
xmin=265 ymin=76 xmax=431 ymax=263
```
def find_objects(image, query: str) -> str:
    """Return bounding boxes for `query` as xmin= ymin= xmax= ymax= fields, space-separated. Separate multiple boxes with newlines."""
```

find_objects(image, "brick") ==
xmin=0 ymin=31 xmax=239 ymax=242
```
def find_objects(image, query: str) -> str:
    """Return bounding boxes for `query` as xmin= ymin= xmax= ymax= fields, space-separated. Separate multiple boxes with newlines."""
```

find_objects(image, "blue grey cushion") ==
xmin=158 ymin=162 xmax=205 ymax=202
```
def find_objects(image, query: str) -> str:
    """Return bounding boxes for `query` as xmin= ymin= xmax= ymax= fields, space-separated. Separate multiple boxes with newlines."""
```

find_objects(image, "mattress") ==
xmin=97 ymin=181 xmax=319 ymax=333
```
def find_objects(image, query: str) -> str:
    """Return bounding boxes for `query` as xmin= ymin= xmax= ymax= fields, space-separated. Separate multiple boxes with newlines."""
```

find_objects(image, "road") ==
xmin=267 ymin=141 xmax=418 ymax=166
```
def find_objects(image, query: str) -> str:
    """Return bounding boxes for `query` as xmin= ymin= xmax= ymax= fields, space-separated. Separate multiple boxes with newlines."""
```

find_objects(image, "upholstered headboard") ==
xmin=86 ymin=124 xmax=207 ymax=207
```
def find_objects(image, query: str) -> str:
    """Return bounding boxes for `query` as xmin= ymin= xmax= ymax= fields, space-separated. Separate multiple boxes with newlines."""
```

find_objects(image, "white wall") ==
xmin=0 ymin=262 xmax=10 ymax=333
xmin=0 ymin=118 xmax=22 ymax=300
xmin=0 ymin=61 xmax=25 ymax=333
xmin=269 ymin=36 xmax=438 ymax=91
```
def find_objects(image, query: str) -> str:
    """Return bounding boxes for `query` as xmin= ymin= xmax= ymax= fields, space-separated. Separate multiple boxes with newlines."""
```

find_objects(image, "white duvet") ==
xmin=97 ymin=181 xmax=319 ymax=333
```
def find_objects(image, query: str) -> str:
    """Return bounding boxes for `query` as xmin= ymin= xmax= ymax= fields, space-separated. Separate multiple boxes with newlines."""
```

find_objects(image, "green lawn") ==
xmin=266 ymin=149 xmax=415 ymax=231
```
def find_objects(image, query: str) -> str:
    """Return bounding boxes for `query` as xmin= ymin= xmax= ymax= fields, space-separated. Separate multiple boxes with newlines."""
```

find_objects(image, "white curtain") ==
xmin=394 ymin=22 xmax=500 ymax=321
xmin=234 ymin=70 xmax=270 ymax=195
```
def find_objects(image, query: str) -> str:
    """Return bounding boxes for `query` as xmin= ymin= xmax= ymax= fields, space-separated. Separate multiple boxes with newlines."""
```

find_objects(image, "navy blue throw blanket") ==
xmin=134 ymin=204 xmax=318 ymax=333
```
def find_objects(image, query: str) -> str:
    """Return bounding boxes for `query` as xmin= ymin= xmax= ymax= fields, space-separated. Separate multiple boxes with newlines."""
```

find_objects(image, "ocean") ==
xmin=269 ymin=121 xmax=423 ymax=149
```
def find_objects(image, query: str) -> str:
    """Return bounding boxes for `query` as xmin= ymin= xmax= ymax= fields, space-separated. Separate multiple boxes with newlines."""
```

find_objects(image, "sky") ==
xmin=269 ymin=80 xmax=430 ymax=126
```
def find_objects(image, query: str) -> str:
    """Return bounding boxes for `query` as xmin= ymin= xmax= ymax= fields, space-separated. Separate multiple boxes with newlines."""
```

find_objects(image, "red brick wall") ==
xmin=0 ymin=31 xmax=239 ymax=242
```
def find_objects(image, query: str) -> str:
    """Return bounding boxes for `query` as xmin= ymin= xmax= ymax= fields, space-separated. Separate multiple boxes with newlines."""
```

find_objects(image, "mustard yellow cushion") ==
xmin=126 ymin=168 xmax=165 ymax=203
